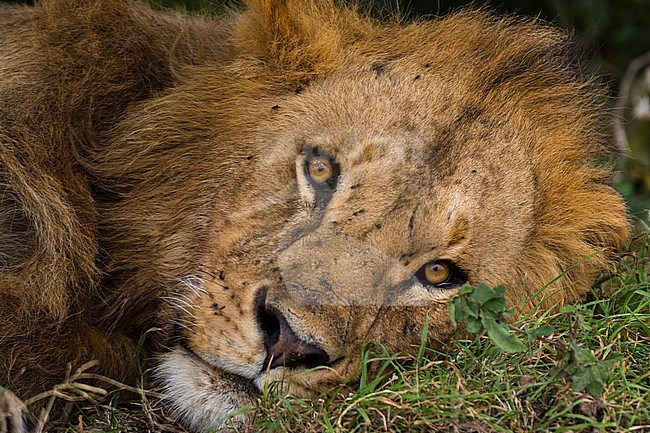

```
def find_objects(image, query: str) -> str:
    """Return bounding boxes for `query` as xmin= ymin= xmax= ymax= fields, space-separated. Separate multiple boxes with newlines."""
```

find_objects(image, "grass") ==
xmin=36 ymin=230 xmax=648 ymax=433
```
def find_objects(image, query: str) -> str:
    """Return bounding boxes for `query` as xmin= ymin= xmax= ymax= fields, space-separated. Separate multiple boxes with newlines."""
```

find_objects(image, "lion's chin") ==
xmin=154 ymin=347 xmax=259 ymax=432
xmin=251 ymin=358 xmax=353 ymax=404
xmin=154 ymin=347 xmax=350 ymax=431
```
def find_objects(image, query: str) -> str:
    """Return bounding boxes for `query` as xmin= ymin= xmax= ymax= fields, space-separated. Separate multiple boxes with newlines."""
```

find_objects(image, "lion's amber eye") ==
xmin=308 ymin=156 xmax=334 ymax=184
xmin=424 ymin=262 xmax=451 ymax=285
xmin=416 ymin=260 xmax=464 ymax=289
xmin=302 ymin=148 xmax=339 ymax=207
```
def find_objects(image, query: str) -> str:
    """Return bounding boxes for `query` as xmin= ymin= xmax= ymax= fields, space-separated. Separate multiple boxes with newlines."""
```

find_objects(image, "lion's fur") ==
xmin=0 ymin=0 xmax=234 ymax=392
xmin=0 ymin=0 xmax=628 ymax=430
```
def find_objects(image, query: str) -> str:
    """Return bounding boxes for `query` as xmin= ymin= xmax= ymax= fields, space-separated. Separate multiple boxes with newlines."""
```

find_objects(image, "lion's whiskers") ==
xmin=161 ymin=296 xmax=197 ymax=319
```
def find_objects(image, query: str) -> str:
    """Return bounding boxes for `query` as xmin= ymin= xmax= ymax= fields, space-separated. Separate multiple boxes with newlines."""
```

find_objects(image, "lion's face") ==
xmin=150 ymin=57 xmax=555 ymax=430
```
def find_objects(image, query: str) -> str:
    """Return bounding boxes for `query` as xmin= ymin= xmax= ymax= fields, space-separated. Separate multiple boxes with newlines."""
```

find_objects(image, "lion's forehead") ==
xmin=250 ymin=71 xmax=537 ymax=268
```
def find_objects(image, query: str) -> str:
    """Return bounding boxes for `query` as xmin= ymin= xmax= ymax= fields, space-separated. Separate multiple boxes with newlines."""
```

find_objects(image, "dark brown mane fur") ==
xmin=0 ymin=0 xmax=237 ymax=391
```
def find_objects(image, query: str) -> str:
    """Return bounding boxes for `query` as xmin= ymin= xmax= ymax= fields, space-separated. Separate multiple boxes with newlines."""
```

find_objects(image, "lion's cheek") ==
xmin=367 ymin=305 xmax=458 ymax=356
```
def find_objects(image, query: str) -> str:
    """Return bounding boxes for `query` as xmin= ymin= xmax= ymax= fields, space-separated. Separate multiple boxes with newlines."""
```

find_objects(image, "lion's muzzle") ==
xmin=254 ymin=228 xmax=432 ymax=373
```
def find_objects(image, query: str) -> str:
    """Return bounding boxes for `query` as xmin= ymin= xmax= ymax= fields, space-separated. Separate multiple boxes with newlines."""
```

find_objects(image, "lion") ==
xmin=0 ymin=0 xmax=629 ymax=431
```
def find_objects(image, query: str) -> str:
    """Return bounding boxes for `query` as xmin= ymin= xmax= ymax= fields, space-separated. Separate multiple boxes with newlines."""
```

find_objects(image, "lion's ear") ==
xmin=234 ymin=0 xmax=370 ymax=77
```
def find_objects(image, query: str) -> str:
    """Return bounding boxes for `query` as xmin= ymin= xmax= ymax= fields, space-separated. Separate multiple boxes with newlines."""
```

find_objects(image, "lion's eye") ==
xmin=302 ymin=147 xmax=339 ymax=208
xmin=308 ymin=156 xmax=334 ymax=184
xmin=416 ymin=260 xmax=464 ymax=289
xmin=424 ymin=262 xmax=451 ymax=284
xmin=303 ymin=148 xmax=339 ymax=191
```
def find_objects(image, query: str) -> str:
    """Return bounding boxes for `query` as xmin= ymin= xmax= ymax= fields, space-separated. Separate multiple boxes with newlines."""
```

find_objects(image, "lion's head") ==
xmin=78 ymin=2 xmax=628 ymax=430
xmin=0 ymin=0 xmax=628 ymax=431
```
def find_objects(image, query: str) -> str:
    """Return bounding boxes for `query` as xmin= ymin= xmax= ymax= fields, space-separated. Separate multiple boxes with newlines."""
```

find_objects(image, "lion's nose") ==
xmin=256 ymin=292 xmax=329 ymax=370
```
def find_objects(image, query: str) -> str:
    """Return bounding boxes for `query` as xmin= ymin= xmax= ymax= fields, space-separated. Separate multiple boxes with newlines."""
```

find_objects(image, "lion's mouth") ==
xmin=175 ymin=305 xmax=344 ymax=386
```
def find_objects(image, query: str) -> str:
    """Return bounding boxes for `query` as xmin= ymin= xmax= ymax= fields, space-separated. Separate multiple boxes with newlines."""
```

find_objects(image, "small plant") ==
xmin=448 ymin=282 xmax=625 ymax=398
xmin=449 ymin=283 xmax=526 ymax=353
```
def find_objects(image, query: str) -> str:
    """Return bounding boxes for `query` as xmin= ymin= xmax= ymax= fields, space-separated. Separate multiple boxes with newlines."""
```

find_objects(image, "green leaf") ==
xmin=467 ymin=300 xmax=479 ymax=318
xmin=483 ymin=297 xmax=507 ymax=313
xmin=568 ymin=345 xmax=619 ymax=397
xmin=534 ymin=325 xmax=554 ymax=338
xmin=493 ymin=285 xmax=507 ymax=297
xmin=571 ymin=343 xmax=596 ymax=363
xmin=586 ymin=365 xmax=608 ymax=397
xmin=559 ymin=305 xmax=576 ymax=314
xmin=585 ymin=380 xmax=605 ymax=397
xmin=466 ymin=316 xmax=482 ymax=333
xmin=571 ymin=367 xmax=594 ymax=393
xmin=452 ymin=297 xmax=470 ymax=322
xmin=448 ymin=282 xmax=531 ymax=354
xmin=572 ymin=364 xmax=607 ymax=397
xmin=480 ymin=308 xmax=497 ymax=320
xmin=469 ymin=283 xmax=498 ymax=304
xmin=481 ymin=316 xmax=526 ymax=353
xmin=457 ymin=284 xmax=474 ymax=296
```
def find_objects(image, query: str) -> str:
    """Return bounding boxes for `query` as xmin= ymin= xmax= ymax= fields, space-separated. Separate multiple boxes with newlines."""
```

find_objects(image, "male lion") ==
xmin=0 ymin=0 xmax=629 ymax=431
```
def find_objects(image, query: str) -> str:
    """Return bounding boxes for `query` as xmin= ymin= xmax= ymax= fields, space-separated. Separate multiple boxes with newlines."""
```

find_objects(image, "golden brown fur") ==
xmin=0 ymin=0 xmax=628 ymax=431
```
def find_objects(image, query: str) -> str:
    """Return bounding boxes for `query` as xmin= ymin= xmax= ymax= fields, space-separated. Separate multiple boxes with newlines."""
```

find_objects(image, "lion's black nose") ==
xmin=256 ymin=290 xmax=329 ymax=370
